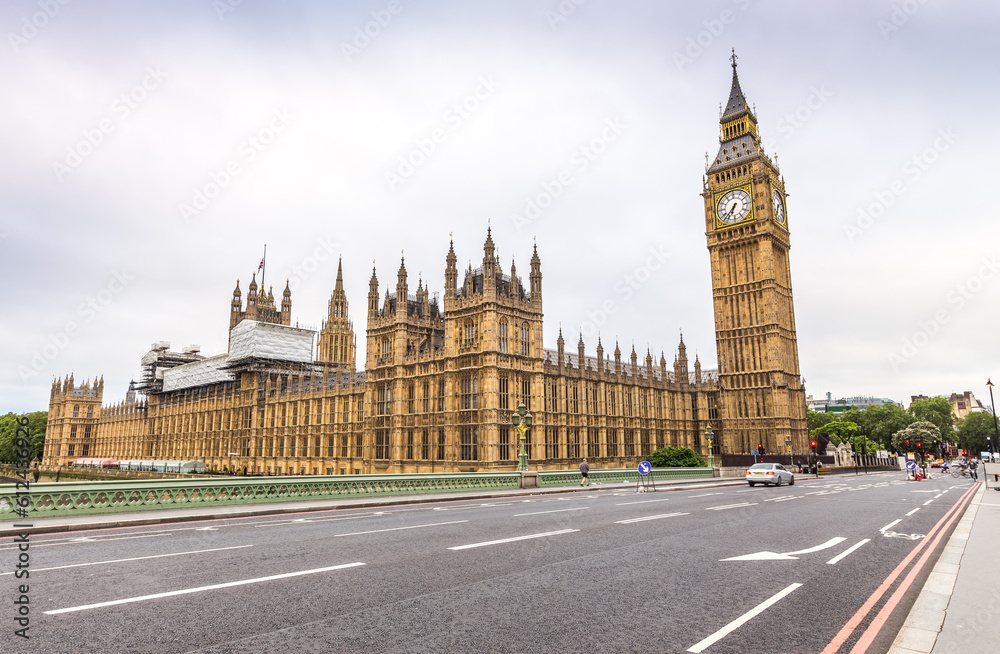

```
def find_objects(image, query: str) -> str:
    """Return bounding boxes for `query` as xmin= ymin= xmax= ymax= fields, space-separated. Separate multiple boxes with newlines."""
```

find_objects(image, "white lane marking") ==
xmin=689 ymin=493 xmax=721 ymax=498
xmin=706 ymin=503 xmax=757 ymax=511
xmin=827 ymin=539 xmax=871 ymax=565
xmin=335 ymin=520 xmax=467 ymax=538
xmin=805 ymin=491 xmax=826 ymax=495
xmin=906 ymin=508 xmax=921 ymax=516
xmin=254 ymin=514 xmax=379 ymax=527
xmin=616 ymin=512 xmax=690 ymax=524
xmin=0 ymin=532 xmax=170 ymax=550
xmin=0 ymin=545 xmax=253 ymax=576
xmin=880 ymin=519 xmax=902 ymax=532
xmin=923 ymin=499 xmax=934 ymax=506
xmin=45 ymin=562 xmax=366 ymax=615
xmin=616 ymin=498 xmax=672 ymax=506
xmin=736 ymin=489 xmax=756 ymax=493
xmin=513 ymin=507 xmax=589 ymax=517
xmin=769 ymin=497 xmax=800 ymax=503
xmin=687 ymin=583 xmax=803 ymax=652
xmin=448 ymin=529 xmax=578 ymax=551
xmin=722 ymin=537 xmax=847 ymax=561
xmin=911 ymin=490 xmax=935 ymax=493
xmin=934 ymin=493 xmax=943 ymax=499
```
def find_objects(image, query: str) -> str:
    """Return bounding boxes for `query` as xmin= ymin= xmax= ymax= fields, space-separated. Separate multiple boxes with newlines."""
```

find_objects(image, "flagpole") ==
xmin=261 ymin=243 xmax=267 ymax=290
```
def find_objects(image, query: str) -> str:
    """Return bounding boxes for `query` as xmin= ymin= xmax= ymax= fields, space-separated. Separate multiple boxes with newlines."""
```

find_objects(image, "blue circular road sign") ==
xmin=906 ymin=461 xmax=917 ymax=470
xmin=638 ymin=461 xmax=651 ymax=475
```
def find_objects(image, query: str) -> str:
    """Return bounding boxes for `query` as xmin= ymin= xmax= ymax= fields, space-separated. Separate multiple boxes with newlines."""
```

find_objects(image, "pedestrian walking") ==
xmin=579 ymin=458 xmax=590 ymax=487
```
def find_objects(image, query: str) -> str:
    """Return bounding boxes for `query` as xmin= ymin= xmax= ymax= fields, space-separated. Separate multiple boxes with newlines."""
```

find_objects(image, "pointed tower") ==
xmin=529 ymin=243 xmax=542 ymax=308
xmin=318 ymin=257 xmax=357 ymax=369
xmin=578 ymin=334 xmax=586 ymax=371
xmin=280 ymin=281 xmax=292 ymax=324
xmin=674 ymin=332 xmax=689 ymax=384
xmin=703 ymin=50 xmax=807 ymax=455
xmin=557 ymin=327 xmax=565 ymax=368
xmin=596 ymin=337 xmax=605 ymax=374
xmin=445 ymin=239 xmax=458 ymax=300
xmin=483 ymin=227 xmax=497 ymax=301
xmin=368 ymin=266 xmax=380 ymax=317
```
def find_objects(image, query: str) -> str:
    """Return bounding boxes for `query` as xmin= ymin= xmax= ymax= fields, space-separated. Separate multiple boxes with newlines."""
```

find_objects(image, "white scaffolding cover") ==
xmin=227 ymin=320 xmax=314 ymax=365
xmin=162 ymin=354 xmax=232 ymax=392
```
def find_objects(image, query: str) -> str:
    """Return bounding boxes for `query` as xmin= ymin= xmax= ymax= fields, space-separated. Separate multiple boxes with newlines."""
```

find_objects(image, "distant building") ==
xmin=807 ymin=393 xmax=901 ymax=414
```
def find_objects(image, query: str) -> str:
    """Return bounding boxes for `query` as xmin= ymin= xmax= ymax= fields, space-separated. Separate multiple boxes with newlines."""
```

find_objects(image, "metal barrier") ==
xmin=0 ymin=472 xmax=521 ymax=518
xmin=538 ymin=467 xmax=713 ymax=487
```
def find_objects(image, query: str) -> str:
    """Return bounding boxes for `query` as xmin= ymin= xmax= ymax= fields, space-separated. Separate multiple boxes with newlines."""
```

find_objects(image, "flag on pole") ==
xmin=257 ymin=258 xmax=264 ymax=273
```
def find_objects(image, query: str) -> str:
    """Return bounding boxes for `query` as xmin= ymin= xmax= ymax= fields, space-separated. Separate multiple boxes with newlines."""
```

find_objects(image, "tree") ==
xmin=807 ymin=410 xmax=836 ymax=432
xmin=892 ymin=421 xmax=942 ymax=455
xmin=909 ymin=398 xmax=956 ymax=441
xmin=957 ymin=412 xmax=996 ymax=455
xmin=809 ymin=421 xmax=858 ymax=445
xmin=0 ymin=412 xmax=47 ymax=464
xmin=846 ymin=404 xmax=915 ymax=450
xmin=648 ymin=446 xmax=706 ymax=468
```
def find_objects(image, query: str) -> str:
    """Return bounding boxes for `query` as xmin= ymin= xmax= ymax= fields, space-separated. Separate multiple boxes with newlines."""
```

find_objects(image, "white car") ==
xmin=746 ymin=463 xmax=795 ymax=487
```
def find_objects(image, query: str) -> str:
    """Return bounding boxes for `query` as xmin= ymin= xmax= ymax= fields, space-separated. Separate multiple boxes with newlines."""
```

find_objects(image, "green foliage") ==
xmin=892 ymin=421 xmax=942 ymax=454
xmin=957 ymin=412 xmax=997 ymax=454
xmin=846 ymin=404 xmax=915 ymax=449
xmin=648 ymin=446 xmax=706 ymax=468
xmin=807 ymin=410 xmax=836 ymax=431
xmin=810 ymin=421 xmax=858 ymax=445
xmin=909 ymin=397 xmax=957 ymax=440
xmin=0 ymin=412 xmax=47 ymax=464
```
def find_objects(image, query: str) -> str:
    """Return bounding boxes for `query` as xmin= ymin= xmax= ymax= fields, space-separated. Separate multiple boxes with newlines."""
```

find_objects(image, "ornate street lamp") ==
xmin=511 ymin=403 xmax=533 ymax=472
xmin=704 ymin=424 xmax=715 ymax=470
xmin=987 ymin=379 xmax=999 ymax=459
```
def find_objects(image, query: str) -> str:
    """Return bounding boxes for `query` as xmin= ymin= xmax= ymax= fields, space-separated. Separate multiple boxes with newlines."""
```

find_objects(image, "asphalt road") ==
xmin=2 ymin=472 xmax=976 ymax=654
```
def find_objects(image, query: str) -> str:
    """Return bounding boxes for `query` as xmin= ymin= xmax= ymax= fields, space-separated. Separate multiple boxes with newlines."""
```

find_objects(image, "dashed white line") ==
xmin=905 ymin=508 xmax=921 ymax=516
xmin=880 ymin=519 xmax=902 ymax=532
xmin=335 ymin=520 xmax=467 ymax=537
xmin=616 ymin=512 xmax=689 ymax=524
xmin=923 ymin=499 xmax=934 ymax=506
xmin=616 ymin=498 xmax=672 ymax=506
xmin=45 ymin=562 xmax=366 ymax=615
xmin=706 ymin=503 xmax=757 ymax=511
xmin=827 ymin=539 xmax=871 ymax=565
xmin=0 ymin=545 xmax=253 ymax=576
xmin=687 ymin=583 xmax=803 ymax=652
xmin=448 ymin=529 xmax=578 ymax=551
xmin=513 ymin=507 xmax=589 ymax=517
xmin=689 ymin=493 xmax=721 ymax=498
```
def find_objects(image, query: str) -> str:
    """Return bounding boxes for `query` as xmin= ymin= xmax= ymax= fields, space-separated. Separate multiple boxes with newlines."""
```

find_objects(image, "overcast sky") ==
xmin=2 ymin=0 xmax=997 ymax=414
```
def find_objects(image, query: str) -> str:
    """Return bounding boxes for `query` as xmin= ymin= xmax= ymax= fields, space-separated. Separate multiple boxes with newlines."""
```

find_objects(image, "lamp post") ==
xmin=988 ymin=379 xmax=999 ymax=460
xmin=705 ymin=424 xmax=715 ymax=470
xmin=511 ymin=403 xmax=533 ymax=472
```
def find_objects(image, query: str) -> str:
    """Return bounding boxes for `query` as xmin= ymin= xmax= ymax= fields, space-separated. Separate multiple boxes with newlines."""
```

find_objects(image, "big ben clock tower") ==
xmin=703 ymin=51 xmax=808 ymax=456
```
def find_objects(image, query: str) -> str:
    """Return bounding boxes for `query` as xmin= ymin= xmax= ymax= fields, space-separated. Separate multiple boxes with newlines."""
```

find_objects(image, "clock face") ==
xmin=716 ymin=188 xmax=752 ymax=225
xmin=772 ymin=189 xmax=785 ymax=225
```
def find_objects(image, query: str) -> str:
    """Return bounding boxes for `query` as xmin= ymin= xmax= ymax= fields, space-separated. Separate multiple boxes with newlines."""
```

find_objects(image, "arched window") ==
xmin=499 ymin=319 xmax=508 ymax=353
xmin=520 ymin=324 xmax=530 ymax=356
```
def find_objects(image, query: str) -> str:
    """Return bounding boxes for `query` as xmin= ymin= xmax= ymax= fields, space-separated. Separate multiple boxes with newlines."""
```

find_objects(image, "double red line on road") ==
xmin=822 ymin=482 xmax=980 ymax=654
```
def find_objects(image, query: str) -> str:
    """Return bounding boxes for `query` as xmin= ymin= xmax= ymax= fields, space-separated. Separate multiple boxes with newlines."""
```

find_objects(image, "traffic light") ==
xmin=758 ymin=443 xmax=765 ymax=455
xmin=904 ymin=439 xmax=911 ymax=449
xmin=810 ymin=440 xmax=817 ymax=453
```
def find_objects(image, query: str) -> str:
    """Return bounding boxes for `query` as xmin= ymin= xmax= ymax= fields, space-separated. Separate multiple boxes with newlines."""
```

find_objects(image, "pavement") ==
xmin=889 ymin=475 xmax=1000 ymax=654
xmin=0 ymin=475 xmax=749 ymax=537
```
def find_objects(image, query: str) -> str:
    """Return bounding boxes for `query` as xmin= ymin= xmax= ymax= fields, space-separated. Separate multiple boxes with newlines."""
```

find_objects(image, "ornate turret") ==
xmin=247 ymin=274 xmax=258 ymax=308
xmin=318 ymin=256 xmax=356 ymax=368
xmin=596 ymin=337 xmax=605 ymax=373
xmin=445 ymin=239 xmax=457 ymax=297
xmin=578 ymin=334 xmax=586 ymax=370
xmin=396 ymin=256 xmax=408 ymax=317
xmin=368 ymin=266 xmax=379 ymax=316
xmin=557 ymin=327 xmax=565 ymax=368
xmin=280 ymin=280 xmax=291 ymax=321
xmin=529 ymin=243 xmax=542 ymax=304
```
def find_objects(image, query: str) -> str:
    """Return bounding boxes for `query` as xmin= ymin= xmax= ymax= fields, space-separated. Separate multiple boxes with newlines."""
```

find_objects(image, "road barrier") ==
xmin=538 ymin=467 xmax=712 ymax=487
xmin=0 ymin=472 xmax=521 ymax=518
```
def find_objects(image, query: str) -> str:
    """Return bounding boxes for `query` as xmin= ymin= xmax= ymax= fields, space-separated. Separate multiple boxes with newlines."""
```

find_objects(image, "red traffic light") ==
xmin=916 ymin=442 xmax=922 ymax=448
xmin=810 ymin=440 xmax=817 ymax=448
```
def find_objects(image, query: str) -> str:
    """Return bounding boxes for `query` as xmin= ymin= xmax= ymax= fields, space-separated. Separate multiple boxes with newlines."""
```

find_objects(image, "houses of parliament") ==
xmin=42 ymin=58 xmax=809 ymax=475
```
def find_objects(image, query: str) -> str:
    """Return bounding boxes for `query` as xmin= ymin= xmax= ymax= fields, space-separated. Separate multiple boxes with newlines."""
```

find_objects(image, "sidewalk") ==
xmin=1 ymin=475 xmax=747 ymax=537
xmin=890 ymin=479 xmax=1000 ymax=653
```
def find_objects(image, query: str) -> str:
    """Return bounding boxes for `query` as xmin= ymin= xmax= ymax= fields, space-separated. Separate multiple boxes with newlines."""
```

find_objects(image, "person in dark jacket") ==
xmin=579 ymin=459 xmax=590 ymax=487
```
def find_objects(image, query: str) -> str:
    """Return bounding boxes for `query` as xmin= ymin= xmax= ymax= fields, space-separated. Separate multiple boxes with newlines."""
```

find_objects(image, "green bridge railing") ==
xmin=0 ymin=472 xmax=521 ymax=518
xmin=538 ymin=467 xmax=713 ymax=487
xmin=0 ymin=467 xmax=714 ymax=519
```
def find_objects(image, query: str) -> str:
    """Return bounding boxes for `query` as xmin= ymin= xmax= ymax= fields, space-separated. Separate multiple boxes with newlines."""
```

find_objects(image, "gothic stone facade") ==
xmin=43 ymin=59 xmax=806 ymax=474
